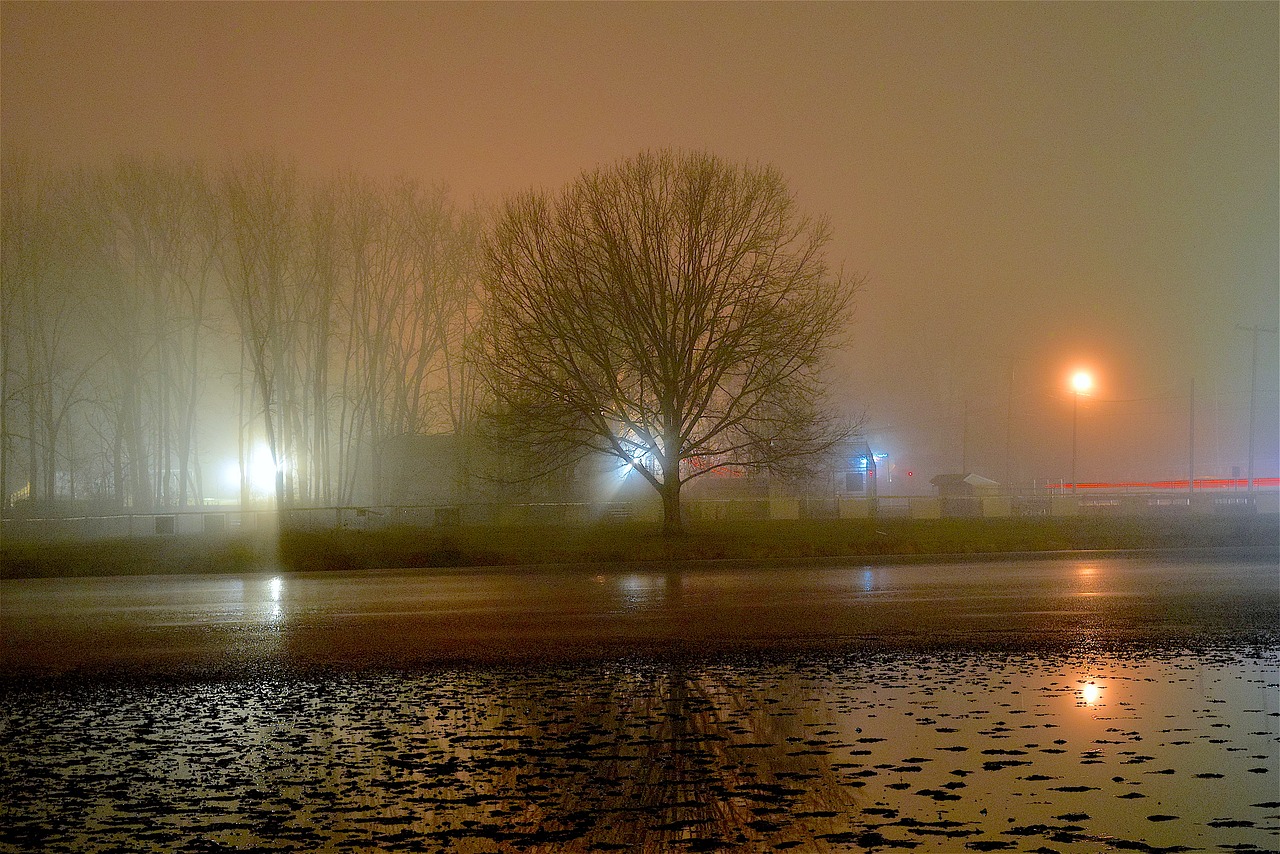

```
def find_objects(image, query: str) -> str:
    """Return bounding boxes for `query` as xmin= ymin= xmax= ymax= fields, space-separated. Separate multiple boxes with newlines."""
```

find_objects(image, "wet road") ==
xmin=2 ymin=551 xmax=1277 ymax=677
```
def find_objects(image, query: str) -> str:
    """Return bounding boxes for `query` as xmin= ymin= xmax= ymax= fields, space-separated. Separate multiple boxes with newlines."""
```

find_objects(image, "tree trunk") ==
xmin=42 ymin=387 xmax=56 ymax=502
xmin=660 ymin=477 xmax=683 ymax=536
xmin=659 ymin=421 xmax=684 ymax=535
xmin=113 ymin=428 xmax=124 ymax=507
xmin=27 ymin=387 xmax=38 ymax=503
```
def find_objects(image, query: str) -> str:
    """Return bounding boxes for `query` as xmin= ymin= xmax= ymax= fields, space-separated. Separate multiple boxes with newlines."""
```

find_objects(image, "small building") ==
xmin=931 ymin=472 xmax=1005 ymax=518
xmin=931 ymin=472 xmax=1001 ymax=498
xmin=832 ymin=439 xmax=878 ymax=498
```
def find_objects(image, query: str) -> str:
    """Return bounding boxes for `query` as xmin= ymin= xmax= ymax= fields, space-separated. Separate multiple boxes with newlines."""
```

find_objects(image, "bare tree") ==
xmin=5 ymin=151 xmax=482 ymax=516
xmin=219 ymin=154 xmax=302 ymax=511
xmin=296 ymin=178 xmax=343 ymax=505
xmin=77 ymin=157 xmax=224 ymax=511
xmin=327 ymin=174 xmax=480 ymax=504
xmin=393 ymin=183 xmax=482 ymax=435
xmin=0 ymin=153 xmax=91 ymax=510
xmin=478 ymin=151 xmax=857 ymax=534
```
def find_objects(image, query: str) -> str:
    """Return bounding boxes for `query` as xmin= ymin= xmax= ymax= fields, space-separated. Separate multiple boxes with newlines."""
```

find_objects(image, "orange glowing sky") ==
xmin=3 ymin=2 xmax=1276 ymax=485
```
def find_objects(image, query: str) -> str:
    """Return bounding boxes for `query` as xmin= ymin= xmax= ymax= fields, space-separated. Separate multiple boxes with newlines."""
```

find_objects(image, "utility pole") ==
xmin=1237 ymin=325 xmax=1278 ymax=493
xmin=1188 ymin=377 xmax=1194 ymax=494
xmin=1071 ymin=391 xmax=1079 ymax=493
xmin=1005 ymin=362 xmax=1015 ymax=491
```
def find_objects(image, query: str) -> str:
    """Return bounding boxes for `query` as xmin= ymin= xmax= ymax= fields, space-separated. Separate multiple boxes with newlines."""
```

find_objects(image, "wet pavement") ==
xmin=2 ymin=552 xmax=1278 ymax=677
xmin=1 ymin=552 xmax=1277 ymax=852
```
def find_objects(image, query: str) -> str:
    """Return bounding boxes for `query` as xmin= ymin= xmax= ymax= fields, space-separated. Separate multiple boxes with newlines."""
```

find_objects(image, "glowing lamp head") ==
xmin=1070 ymin=370 xmax=1094 ymax=395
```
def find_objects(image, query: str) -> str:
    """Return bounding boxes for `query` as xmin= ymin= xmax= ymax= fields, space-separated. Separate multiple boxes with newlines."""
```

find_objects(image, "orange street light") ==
xmin=1070 ymin=370 xmax=1093 ymax=492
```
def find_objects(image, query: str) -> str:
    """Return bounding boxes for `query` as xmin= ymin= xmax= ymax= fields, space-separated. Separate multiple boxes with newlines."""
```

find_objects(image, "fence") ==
xmin=1 ymin=490 xmax=1274 ymax=543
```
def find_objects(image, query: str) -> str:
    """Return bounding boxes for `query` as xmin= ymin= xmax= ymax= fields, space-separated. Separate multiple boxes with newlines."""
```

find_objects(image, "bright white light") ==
xmin=269 ymin=576 xmax=283 ymax=602
xmin=1071 ymin=370 xmax=1094 ymax=395
xmin=248 ymin=444 xmax=280 ymax=496
xmin=620 ymin=447 xmax=650 ymax=478
xmin=219 ymin=444 xmax=281 ymax=499
xmin=1080 ymin=682 xmax=1102 ymax=705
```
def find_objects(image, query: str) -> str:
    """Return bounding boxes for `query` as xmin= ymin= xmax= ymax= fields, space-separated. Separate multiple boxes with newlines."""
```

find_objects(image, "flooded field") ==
xmin=2 ymin=648 xmax=1277 ymax=852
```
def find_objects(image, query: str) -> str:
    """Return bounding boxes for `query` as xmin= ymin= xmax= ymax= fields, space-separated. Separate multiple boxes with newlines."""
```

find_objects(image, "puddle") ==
xmin=2 ymin=647 xmax=1277 ymax=851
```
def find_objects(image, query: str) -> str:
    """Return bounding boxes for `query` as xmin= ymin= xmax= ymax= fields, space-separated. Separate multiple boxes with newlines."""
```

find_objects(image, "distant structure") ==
xmin=930 ymin=472 xmax=1003 ymax=517
xmin=381 ymin=432 xmax=878 ymax=522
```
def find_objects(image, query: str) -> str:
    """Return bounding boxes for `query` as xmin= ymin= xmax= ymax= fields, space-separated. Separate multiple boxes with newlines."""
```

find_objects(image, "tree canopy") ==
xmin=478 ymin=150 xmax=857 ymax=534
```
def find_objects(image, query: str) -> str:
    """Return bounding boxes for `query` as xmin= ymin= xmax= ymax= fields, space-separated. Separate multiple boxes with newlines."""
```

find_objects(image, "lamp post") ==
xmin=1070 ymin=370 xmax=1093 ymax=493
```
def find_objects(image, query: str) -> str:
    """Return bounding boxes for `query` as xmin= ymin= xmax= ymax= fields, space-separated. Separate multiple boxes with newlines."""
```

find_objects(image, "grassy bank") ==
xmin=3 ymin=514 xmax=1277 ymax=579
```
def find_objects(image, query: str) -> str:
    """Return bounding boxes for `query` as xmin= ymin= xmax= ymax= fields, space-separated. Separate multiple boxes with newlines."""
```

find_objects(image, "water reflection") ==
xmin=1079 ymin=680 xmax=1103 ymax=705
xmin=1 ymin=650 xmax=1275 ymax=852
xmin=267 ymin=575 xmax=283 ymax=621
xmin=612 ymin=572 xmax=677 ymax=610
xmin=1074 ymin=561 xmax=1100 ymax=596
xmin=469 ymin=665 xmax=856 ymax=851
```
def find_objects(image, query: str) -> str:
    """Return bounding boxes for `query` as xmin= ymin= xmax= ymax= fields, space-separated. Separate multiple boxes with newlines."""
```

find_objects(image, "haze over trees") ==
xmin=2 ymin=148 xmax=854 ymax=527
xmin=1 ymin=153 xmax=478 ymax=512
xmin=478 ymin=151 xmax=857 ymax=534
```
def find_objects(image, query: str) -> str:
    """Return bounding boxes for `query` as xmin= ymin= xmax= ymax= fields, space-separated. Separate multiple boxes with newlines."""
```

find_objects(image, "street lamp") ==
xmin=1070 ymin=370 xmax=1093 ymax=493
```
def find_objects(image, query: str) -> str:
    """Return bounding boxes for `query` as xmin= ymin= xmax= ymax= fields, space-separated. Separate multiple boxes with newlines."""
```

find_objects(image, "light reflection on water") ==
xmin=4 ymin=556 xmax=1275 ymax=645
xmin=613 ymin=572 xmax=672 ymax=610
xmin=1078 ymin=680 xmax=1103 ymax=705
xmin=267 ymin=574 xmax=283 ymax=621
xmin=2 ymin=649 xmax=1276 ymax=852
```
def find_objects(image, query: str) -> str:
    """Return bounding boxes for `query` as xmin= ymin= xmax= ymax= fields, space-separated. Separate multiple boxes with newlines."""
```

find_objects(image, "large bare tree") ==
xmin=479 ymin=151 xmax=857 ymax=534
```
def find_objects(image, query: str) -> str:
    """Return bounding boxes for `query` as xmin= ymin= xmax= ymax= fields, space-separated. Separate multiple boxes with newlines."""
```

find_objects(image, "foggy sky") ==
xmin=3 ymin=1 xmax=1276 ymax=488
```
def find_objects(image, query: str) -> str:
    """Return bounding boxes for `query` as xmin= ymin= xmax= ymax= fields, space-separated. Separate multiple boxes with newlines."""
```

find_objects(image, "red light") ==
xmin=906 ymin=471 xmax=913 ymax=477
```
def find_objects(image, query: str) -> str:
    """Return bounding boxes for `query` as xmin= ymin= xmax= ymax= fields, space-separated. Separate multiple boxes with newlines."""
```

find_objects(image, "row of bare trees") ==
xmin=4 ymin=149 xmax=856 ymax=533
xmin=1 ymin=153 xmax=479 ymax=513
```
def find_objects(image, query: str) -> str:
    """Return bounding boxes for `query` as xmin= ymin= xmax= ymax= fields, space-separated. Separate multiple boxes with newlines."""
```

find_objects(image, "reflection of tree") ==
xmin=0 ymin=666 xmax=876 ymax=852
xmin=482 ymin=663 xmax=860 ymax=852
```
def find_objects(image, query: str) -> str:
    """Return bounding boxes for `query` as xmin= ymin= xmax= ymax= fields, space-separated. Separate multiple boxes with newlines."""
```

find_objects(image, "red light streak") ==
xmin=1043 ymin=477 xmax=1279 ymax=491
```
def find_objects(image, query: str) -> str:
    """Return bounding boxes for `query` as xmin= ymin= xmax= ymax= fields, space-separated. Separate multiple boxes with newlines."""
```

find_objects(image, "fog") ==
xmin=2 ymin=2 xmax=1276 ymax=506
